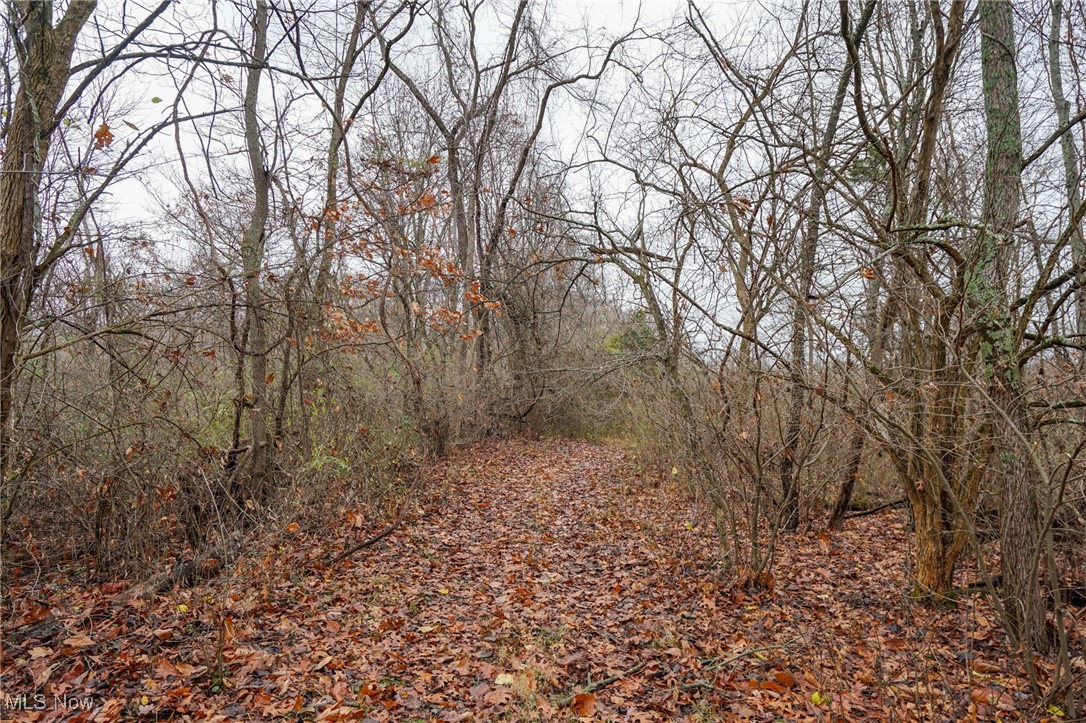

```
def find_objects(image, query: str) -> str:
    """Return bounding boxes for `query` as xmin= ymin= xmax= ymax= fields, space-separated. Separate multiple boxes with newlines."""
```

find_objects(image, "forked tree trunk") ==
xmin=885 ymin=0 xmax=967 ymax=600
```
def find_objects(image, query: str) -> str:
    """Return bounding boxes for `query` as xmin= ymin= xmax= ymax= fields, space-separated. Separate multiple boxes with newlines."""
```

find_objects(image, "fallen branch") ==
xmin=704 ymin=636 xmax=807 ymax=671
xmin=125 ymin=554 xmax=226 ymax=600
xmin=844 ymin=497 xmax=907 ymax=520
xmin=556 ymin=660 xmax=647 ymax=707
xmin=326 ymin=508 xmax=404 ymax=566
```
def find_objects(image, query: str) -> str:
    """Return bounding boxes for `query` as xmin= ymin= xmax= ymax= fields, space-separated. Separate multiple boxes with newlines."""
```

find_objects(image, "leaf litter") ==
xmin=3 ymin=438 xmax=1077 ymax=721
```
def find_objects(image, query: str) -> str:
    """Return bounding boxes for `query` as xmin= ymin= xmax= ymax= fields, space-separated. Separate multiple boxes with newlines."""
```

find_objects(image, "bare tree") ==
xmin=1 ymin=0 xmax=175 ymax=519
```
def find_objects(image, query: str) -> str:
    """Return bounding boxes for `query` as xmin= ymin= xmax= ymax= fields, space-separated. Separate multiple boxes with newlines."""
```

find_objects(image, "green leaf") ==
xmin=151 ymin=96 xmax=163 ymax=103
xmin=811 ymin=691 xmax=828 ymax=706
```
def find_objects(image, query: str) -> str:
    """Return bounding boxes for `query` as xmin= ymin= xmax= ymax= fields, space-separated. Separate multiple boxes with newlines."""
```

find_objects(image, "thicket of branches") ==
xmin=2 ymin=0 xmax=1085 ymax=707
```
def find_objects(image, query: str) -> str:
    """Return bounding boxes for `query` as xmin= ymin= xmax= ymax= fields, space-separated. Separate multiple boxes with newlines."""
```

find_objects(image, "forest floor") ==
xmin=1 ymin=438 xmax=1074 ymax=721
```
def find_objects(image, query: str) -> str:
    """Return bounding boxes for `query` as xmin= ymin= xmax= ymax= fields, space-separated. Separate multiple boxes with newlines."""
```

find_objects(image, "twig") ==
xmin=556 ymin=660 xmax=647 ymax=707
xmin=704 ymin=638 xmax=805 ymax=671
xmin=326 ymin=508 xmax=404 ymax=566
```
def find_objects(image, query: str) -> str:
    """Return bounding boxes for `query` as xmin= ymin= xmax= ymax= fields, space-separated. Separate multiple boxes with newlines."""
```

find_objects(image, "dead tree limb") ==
xmin=844 ymin=497 xmax=907 ymax=520
xmin=556 ymin=660 xmax=648 ymax=707
xmin=327 ymin=508 xmax=404 ymax=566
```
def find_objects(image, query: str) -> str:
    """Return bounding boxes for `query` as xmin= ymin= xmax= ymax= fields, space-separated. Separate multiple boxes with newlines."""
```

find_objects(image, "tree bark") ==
xmin=1047 ymin=0 xmax=1086 ymax=354
xmin=0 ymin=1 xmax=95 ymax=482
xmin=884 ymin=0 xmax=969 ymax=601
xmin=978 ymin=0 xmax=1048 ymax=652
xmin=828 ymin=427 xmax=864 ymax=530
xmin=240 ymin=0 xmax=274 ymax=502
xmin=913 ymin=497 xmax=955 ymax=596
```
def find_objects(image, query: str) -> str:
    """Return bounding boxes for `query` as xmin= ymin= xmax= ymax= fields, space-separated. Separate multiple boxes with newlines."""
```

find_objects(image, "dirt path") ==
xmin=3 ymin=438 xmax=1039 ymax=721
xmin=307 ymin=438 xmax=709 ymax=721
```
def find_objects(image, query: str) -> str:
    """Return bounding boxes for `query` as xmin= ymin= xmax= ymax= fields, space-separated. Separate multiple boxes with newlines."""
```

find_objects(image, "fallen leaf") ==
xmin=63 ymin=633 xmax=94 ymax=648
xmin=773 ymin=671 xmax=797 ymax=688
xmin=571 ymin=692 xmax=597 ymax=716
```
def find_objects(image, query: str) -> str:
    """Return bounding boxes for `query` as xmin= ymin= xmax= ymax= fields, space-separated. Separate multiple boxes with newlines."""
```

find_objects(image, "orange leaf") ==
xmin=774 ymin=671 xmax=797 ymax=688
xmin=94 ymin=123 xmax=114 ymax=149
xmin=222 ymin=616 xmax=237 ymax=642
xmin=570 ymin=692 xmax=596 ymax=715
xmin=427 ymin=155 xmax=441 ymax=164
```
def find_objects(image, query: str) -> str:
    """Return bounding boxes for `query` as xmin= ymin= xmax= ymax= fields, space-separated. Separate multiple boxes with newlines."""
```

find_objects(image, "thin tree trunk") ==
xmin=885 ymin=0 xmax=967 ymax=600
xmin=829 ymin=258 xmax=883 ymax=530
xmin=828 ymin=427 xmax=864 ymax=529
xmin=241 ymin=0 xmax=273 ymax=503
xmin=1048 ymin=0 xmax=1086 ymax=353
xmin=780 ymin=0 xmax=875 ymax=531
xmin=304 ymin=2 xmax=366 ymax=456
xmin=313 ymin=2 xmax=365 ymax=309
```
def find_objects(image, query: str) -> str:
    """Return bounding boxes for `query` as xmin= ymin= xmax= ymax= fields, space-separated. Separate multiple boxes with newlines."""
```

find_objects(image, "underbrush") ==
xmin=0 ymin=400 xmax=426 ymax=601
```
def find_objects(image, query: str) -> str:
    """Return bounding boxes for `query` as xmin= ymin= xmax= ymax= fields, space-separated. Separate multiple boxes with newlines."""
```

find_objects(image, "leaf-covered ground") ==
xmin=2 ymin=438 xmax=1076 ymax=721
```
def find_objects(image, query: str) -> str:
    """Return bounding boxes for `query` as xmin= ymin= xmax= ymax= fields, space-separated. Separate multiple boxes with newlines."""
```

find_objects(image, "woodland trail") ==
xmin=3 ymin=439 xmax=1039 ymax=721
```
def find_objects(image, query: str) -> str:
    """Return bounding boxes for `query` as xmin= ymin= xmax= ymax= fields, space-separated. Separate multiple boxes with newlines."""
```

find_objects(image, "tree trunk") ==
xmin=885 ymin=0 xmax=967 ymax=601
xmin=240 ymin=0 xmax=274 ymax=502
xmin=828 ymin=429 xmax=864 ymax=530
xmin=912 ymin=496 xmax=955 ymax=597
xmin=0 ymin=1 xmax=95 ymax=484
xmin=1047 ymin=0 xmax=1086 ymax=354
xmin=978 ymin=0 xmax=1048 ymax=652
